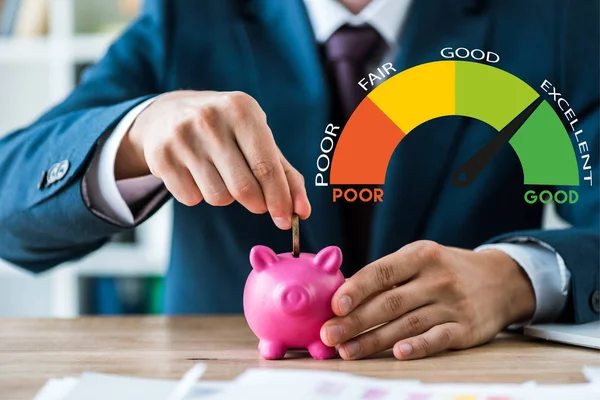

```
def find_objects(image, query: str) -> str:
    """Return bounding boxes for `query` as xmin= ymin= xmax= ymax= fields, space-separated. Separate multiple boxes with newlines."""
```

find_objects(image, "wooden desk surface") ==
xmin=0 ymin=317 xmax=598 ymax=399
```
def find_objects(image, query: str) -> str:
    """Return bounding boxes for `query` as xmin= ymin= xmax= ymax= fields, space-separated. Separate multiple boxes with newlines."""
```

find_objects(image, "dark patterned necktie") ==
xmin=324 ymin=25 xmax=386 ymax=274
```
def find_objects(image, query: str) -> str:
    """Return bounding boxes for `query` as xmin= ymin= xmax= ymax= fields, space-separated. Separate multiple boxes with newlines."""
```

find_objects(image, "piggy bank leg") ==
xmin=307 ymin=341 xmax=336 ymax=360
xmin=258 ymin=340 xmax=287 ymax=360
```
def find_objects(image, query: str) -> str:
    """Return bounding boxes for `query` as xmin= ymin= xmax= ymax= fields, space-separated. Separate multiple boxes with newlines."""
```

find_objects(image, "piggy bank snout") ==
xmin=276 ymin=283 xmax=312 ymax=315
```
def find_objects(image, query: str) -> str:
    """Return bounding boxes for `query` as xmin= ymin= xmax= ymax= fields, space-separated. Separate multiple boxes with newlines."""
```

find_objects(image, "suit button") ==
xmin=56 ymin=160 xmax=69 ymax=179
xmin=46 ymin=160 xmax=70 ymax=186
xmin=591 ymin=291 xmax=600 ymax=313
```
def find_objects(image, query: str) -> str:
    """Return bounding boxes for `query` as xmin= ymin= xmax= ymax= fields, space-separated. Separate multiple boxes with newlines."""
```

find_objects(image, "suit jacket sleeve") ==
xmin=489 ymin=1 xmax=599 ymax=323
xmin=0 ymin=0 xmax=169 ymax=273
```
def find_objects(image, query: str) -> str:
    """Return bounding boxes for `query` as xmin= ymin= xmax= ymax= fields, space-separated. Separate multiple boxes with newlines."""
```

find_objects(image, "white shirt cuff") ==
xmin=475 ymin=240 xmax=571 ymax=325
xmin=84 ymin=96 xmax=162 ymax=226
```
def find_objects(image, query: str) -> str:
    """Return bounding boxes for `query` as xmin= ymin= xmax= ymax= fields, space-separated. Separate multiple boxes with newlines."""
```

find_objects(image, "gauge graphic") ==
xmin=329 ymin=60 xmax=580 ymax=187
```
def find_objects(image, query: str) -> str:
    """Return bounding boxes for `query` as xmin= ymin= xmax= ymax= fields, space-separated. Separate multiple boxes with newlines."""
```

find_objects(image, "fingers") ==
xmin=321 ymin=280 xmax=433 ymax=347
xmin=331 ymin=255 xmax=404 ymax=317
xmin=160 ymin=165 xmax=203 ymax=207
xmin=226 ymin=93 xmax=293 ymax=229
xmin=336 ymin=305 xmax=452 ymax=360
xmin=187 ymin=160 xmax=234 ymax=207
xmin=144 ymin=91 xmax=310 ymax=226
xmin=148 ymin=145 xmax=202 ymax=206
xmin=205 ymin=141 xmax=267 ymax=214
xmin=331 ymin=241 xmax=443 ymax=317
xmin=178 ymin=107 xmax=268 ymax=213
xmin=393 ymin=322 xmax=463 ymax=360
xmin=279 ymin=153 xmax=311 ymax=220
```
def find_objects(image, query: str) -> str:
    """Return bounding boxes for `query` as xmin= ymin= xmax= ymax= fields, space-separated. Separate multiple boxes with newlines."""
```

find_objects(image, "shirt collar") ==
xmin=303 ymin=0 xmax=413 ymax=46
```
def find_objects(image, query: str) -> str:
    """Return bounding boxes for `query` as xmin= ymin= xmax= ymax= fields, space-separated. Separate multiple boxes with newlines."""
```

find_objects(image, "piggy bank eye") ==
xmin=313 ymin=246 xmax=343 ymax=274
xmin=250 ymin=245 xmax=278 ymax=271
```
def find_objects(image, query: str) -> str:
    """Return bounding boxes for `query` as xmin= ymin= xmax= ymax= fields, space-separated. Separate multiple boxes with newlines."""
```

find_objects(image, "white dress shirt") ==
xmin=83 ymin=0 xmax=570 ymax=324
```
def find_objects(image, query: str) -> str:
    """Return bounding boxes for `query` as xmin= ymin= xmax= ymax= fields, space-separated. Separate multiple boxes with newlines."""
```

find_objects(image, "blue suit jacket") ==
xmin=0 ymin=0 xmax=598 ymax=320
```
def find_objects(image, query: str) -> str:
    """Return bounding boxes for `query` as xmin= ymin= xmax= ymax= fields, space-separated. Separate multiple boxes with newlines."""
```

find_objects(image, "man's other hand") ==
xmin=321 ymin=241 xmax=536 ymax=360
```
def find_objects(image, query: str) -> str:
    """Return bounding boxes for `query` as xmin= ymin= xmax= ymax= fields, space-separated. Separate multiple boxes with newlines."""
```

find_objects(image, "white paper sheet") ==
xmin=207 ymin=380 xmax=600 ymax=400
xmin=34 ymin=364 xmax=600 ymax=400
xmin=582 ymin=366 xmax=600 ymax=383
xmin=33 ymin=378 xmax=79 ymax=400
xmin=34 ymin=375 xmax=228 ymax=400
xmin=64 ymin=373 xmax=177 ymax=400
xmin=34 ymin=364 xmax=225 ymax=400
xmin=168 ymin=364 xmax=208 ymax=400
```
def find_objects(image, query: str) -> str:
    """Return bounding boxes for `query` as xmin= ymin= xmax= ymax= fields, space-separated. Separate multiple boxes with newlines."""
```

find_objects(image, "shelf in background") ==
xmin=68 ymin=243 xmax=167 ymax=277
xmin=0 ymin=243 xmax=167 ymax=278
xmin=0 ymin=37 xmax=51 ymax=62
xmin=0 ymin=0 xmax=149 ymax=318
xmin=0 ymin=33 xmax=116 ymax=64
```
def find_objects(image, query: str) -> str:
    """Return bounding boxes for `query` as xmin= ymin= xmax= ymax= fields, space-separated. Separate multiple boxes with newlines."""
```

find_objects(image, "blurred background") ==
xmin=0 ymin=0 xmax=570 ymax=318
xmin=0 ymin=0 xmax=172 ymax=318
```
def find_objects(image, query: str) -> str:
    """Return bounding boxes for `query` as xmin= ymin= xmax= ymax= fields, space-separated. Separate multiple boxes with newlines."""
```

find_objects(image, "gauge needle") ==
xmin=452 ymin=96 xmax=544 ymax=188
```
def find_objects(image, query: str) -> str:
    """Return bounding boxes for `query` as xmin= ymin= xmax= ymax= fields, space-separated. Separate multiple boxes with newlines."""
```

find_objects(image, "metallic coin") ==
xmin=292 ymin=214 xmax=300 ymax=257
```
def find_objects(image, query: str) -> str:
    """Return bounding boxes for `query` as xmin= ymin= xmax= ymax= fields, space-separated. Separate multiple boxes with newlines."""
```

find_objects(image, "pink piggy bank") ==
xmin=243 ymin=245 xmax=345 ymax=360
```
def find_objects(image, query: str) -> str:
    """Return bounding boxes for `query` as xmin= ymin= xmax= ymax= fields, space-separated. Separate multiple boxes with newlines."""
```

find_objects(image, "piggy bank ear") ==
xmin=250 ymin=246 xmax=278 ymax=271
xmin=313 ymin=246 xmax=342 ymax=274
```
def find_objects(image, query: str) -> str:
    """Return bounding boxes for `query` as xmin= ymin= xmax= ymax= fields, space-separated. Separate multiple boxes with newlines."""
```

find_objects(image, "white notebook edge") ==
xmin=524 ymin=320 xmax=600 ymax=350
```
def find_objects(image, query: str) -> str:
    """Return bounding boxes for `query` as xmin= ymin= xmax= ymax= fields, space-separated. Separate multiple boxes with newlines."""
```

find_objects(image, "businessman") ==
xmin=0 ymin=0 xmax=598 ymax=361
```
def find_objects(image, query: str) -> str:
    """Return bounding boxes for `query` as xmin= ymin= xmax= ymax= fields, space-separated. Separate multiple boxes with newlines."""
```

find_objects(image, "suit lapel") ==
xmin=236 ymin=0 xmax=346 ymax=253
xmin=370 ymin=0 xmax=491 ymax=260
